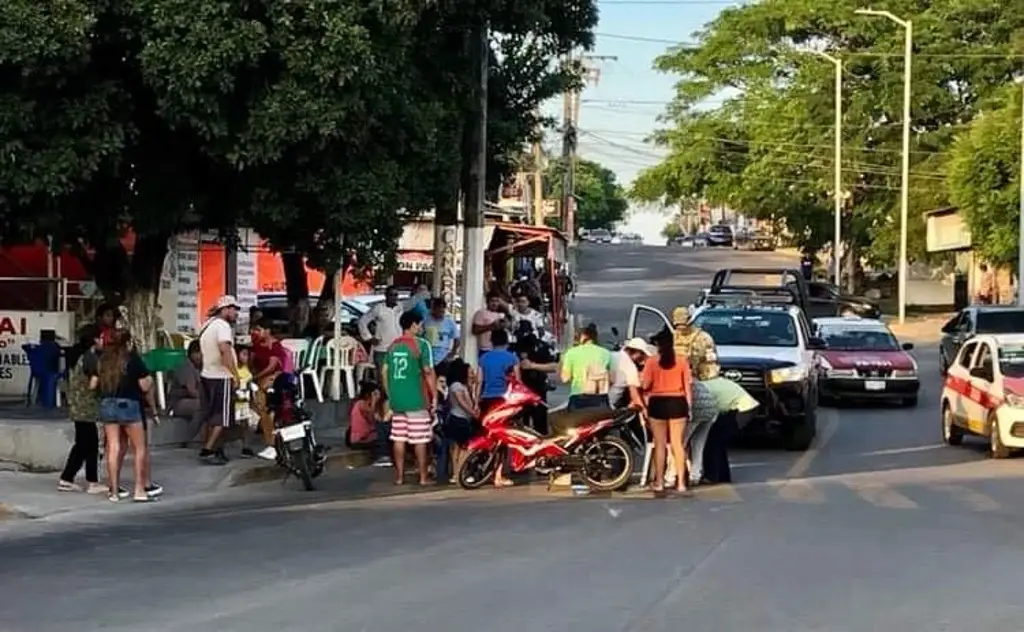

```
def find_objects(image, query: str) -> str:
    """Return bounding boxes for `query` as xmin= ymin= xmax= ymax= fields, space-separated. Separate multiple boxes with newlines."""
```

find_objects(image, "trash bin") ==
xmin=954 ymin=272 xmax=968 ymax=311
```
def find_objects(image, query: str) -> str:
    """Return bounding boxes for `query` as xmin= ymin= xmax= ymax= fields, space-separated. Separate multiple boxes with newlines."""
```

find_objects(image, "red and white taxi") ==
xmin=812 ymin=317 xmax=920 ymax=406
xmin=941 ymin=333 xmax=1024 ymax=458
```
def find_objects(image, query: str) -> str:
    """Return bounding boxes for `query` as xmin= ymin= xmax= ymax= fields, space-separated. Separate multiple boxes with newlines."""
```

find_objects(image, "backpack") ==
xmin=67 ymin=354 xmax=99 ymax=422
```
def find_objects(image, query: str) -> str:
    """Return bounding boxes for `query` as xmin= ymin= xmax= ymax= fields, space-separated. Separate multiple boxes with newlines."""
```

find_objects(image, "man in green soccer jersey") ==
xmin=382 ymin=310 xmax=437 ymax=485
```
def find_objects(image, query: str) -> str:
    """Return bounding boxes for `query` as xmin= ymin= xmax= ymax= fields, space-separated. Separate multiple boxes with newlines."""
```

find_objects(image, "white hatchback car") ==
xmin=940 ymin=333 xmax=1024 ymax=458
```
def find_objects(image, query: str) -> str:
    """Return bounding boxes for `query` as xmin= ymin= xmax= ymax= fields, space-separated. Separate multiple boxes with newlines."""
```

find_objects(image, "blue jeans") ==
xmin=375 ymin=421 xmax=391 ymax=459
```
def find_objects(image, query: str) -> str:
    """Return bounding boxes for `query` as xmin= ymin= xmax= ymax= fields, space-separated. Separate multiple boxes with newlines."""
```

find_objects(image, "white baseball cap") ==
xmin=623 ymin=337 xmax=654 ymax=356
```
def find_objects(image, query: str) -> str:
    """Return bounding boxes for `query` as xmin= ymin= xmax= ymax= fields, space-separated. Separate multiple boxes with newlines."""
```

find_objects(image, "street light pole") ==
xmin=857 ymin=8 xmax=912 ymax=323
xmin=795 ymin=48 xmax=843 ymax=286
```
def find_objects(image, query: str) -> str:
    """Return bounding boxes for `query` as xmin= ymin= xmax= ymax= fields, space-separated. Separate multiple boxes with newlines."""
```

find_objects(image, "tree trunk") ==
xmin=282 ymin=251 xmax=309 ymax=335
xmin=314 ymin=267 xmax=339 ymax=314
xmin=76 ymin=233 xmax=169 ymax=352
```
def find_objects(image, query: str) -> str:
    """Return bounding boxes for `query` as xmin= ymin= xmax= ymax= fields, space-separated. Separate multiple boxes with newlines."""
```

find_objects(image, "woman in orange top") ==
xmin=641 ymin=328 xmax=694 ymax=495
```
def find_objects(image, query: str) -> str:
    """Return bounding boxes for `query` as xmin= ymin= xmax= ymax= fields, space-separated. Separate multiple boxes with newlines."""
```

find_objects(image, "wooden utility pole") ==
xmin=560 ymin=53 xmax=617 ymax=243
xmin=532 ymin=141 xmax=544 ymax=226
xmin=458 ymin=20 xmax=489 ymax=364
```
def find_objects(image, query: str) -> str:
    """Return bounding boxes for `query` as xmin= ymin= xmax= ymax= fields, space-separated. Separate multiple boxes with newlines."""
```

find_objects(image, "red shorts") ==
xmin=390 ymin=411 xmax=433 ymax=445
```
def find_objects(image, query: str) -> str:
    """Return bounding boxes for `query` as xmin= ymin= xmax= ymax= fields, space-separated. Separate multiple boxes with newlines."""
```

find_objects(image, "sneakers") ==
xmin=145 ymin=483 xmax=164 ymax=498
xmin=257 ymin=445 xmax=277 ymax=460
xmin=373 ymin=457 xmax=393 ymax=468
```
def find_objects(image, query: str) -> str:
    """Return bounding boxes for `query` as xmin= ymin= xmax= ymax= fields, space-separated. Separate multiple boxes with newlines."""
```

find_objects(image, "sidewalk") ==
xmin=884 ymin=314 xmax=950 ymax=343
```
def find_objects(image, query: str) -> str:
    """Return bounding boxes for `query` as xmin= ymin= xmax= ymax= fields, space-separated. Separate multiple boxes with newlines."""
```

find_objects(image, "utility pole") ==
xmin=561 ymin=53 xmax=617 ymax=243
xmin=532 ymin=141 xmax=544 ymax=226
xmin=459 ymin=21 xmax=489 ymax=364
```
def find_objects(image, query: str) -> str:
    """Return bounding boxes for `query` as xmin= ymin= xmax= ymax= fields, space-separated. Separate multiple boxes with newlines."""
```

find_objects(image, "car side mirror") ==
xmin=901 ymin=342 xmax=914 ymax=351
xmin=807 ymin=337 xmax=827 ymax=350
xmin=970 ymin=365 xmax=993 ymax=381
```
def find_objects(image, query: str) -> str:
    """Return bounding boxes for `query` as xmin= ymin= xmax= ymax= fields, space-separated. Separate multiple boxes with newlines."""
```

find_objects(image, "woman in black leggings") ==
xmin=58 ymin=325 xmax=105 ymax=494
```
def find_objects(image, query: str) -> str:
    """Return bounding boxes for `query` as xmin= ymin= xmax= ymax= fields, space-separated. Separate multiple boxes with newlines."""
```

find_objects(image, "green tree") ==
xmin=947 ymin=86 xmax=1020 ymax=267
xmin=547 ymin=157 xmax=630 ymax=231
xmin=629 ymin=0 xmax=1024 ymax=266
xmin=661 ymin=220 xmax=683 ymax=240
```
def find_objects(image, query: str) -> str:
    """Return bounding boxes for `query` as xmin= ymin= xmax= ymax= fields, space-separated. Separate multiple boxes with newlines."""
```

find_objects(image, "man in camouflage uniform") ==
xmin=670 ymin=306 xmax=719 ymax=380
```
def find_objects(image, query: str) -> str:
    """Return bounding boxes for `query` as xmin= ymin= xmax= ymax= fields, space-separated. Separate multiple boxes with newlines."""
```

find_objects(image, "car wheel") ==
xmin=941 ymin=402 xmax=964 ymax=446
xmin=989 ymin=413 xmax=1010 ymax=459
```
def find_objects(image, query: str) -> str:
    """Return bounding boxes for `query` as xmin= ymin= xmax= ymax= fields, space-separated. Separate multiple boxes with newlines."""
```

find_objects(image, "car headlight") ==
xmin=1006 ymin=393 xmax=1024 ymax=408
xmin=892 ymin=369 xmax=917 ymax=378
xmin=828 ymin=369 xmax=857 ymax=378
xmin=770 ymin=366 xmax=808 ymax=384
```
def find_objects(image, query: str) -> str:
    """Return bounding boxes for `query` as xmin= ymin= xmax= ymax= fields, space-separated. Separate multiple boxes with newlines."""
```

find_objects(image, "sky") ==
xmin=541 ymin=0 xmax=739 ymax=243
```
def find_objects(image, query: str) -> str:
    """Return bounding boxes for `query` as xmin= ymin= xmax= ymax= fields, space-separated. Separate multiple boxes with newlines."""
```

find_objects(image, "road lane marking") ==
xmin=785 ymin=408 xmax=840 ymax=479
xmin=770 ymin=479 xmax=826 ymax=504
xmin=843 ymin=481 xmax=918 ymax=509
xmin=933 ymin=484 xmax=1001 ymax=512
xmin=858 ymin=445 xmax=945 ymax=457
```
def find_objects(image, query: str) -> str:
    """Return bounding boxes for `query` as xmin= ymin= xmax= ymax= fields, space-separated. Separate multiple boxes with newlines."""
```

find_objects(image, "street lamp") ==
xmin=856 ymin=8 xmax=912 ymax=323
xmin=796 ymin=48 xmax=843 ymax=287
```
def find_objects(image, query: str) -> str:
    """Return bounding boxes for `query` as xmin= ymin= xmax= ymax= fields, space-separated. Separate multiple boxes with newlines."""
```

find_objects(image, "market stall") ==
xmin=485 ymin=223 xmax=568 ymax=340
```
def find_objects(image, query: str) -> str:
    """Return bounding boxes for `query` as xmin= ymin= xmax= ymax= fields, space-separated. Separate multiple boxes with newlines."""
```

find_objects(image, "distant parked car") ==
xmin=589 ymin=228 xmax=612 ymax=244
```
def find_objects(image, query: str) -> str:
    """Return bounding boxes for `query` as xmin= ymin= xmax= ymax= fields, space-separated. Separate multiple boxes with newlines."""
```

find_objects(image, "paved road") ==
xmin=4 ymin=243 xmax=1024 ymax=631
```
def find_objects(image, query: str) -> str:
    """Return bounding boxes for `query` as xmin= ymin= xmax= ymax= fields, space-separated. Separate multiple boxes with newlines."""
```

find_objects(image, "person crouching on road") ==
xmin=382 ymin=310 xmax=437 ymax=486
xmin=609 ymin=337 xmax=653 ymax=410
xmin=641 ymin=328 xmax=694 ymax=496
xmin=96 ymin=330 xmax=155 ymax=503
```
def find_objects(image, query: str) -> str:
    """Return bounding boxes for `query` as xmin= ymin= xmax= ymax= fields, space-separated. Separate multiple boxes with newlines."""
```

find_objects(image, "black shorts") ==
xmin=442 ymin=415 xmax=476 ymax=446
xmin=647 ymin=395 xmax=690 ymax=420
xmin=199 ymin=377 xmax=235 ymax=428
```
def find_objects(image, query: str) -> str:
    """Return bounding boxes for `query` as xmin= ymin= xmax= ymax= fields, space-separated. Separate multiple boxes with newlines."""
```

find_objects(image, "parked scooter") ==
xmin=266 ymin=373 xmax=327 ymax=491
xmin=457 ymin=379 xmax=636 ymax=491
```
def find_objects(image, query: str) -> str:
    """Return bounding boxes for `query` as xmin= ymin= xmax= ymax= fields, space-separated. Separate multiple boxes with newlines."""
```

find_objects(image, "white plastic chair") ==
xmin=280 ymin=338 xmax=310 ymax=372
xmin=320 ymin=336 xmax=358 ymax=400
xmin=298 ymin=336 xmax=326 ymax=403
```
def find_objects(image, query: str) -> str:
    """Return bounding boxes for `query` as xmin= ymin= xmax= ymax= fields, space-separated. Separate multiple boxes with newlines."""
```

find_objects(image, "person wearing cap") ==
xmin=670 ymin=305 xmax=719 ymax=381
xmin=608 ymin=337 xmax=653 ymax=411
xmin=197 ymin=295 xmax=241 ymax=465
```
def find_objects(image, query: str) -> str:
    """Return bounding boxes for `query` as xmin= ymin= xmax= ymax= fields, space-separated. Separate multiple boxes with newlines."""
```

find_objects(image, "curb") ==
xmin=225 ymin=448 xmax=375 ymax=488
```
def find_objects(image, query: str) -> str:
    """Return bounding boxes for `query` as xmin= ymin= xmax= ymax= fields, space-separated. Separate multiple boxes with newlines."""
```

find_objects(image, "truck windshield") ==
xmin=692 ymin=310 xmax=798 ymax=347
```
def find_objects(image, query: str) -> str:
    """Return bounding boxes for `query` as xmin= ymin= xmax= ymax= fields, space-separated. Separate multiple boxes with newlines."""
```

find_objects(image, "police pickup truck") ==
xmin=626 ymin=292 xmax=824 ymax=451
xmin=700 ymin=267 xmax=880 ymax=320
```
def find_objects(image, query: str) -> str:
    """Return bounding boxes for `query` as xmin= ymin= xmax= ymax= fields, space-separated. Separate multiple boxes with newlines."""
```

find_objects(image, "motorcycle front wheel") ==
xmin=293 ymin=441 xmax=316 ymax=491
xmin=581 ymin=436 xmax=634 ymax=492
xmin=457 ymin=448 xmax=498 ymax=490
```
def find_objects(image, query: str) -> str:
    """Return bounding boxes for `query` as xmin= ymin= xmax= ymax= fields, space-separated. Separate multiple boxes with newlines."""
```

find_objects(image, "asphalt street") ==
xmin=4 ymin=243 xmax=1024 ymax=632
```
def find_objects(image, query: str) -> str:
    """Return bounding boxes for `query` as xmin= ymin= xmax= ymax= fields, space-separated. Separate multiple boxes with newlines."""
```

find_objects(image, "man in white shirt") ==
xmin=358 ymin=286 xmax=403 ymax=383
xmin=511 ymin=294 xmax=544 ymax=335
xmin=608 ymin=337 xmax=653 ymax=410
xmin=198 ymin=295 xmax=240 ymax=465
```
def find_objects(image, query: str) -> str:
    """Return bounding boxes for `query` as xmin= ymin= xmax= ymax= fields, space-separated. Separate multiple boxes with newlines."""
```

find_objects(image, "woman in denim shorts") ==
xmin=97 ymin=331 xmax=154 ymax=503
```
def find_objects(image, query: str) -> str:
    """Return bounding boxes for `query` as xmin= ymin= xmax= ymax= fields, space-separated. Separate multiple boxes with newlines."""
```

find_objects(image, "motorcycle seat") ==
xmin=548 ymin=407 xmax=615 ymax=436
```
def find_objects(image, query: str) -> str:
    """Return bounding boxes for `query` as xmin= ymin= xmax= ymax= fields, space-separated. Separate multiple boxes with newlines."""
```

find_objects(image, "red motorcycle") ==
xmin=457 ymin=380 xmax=636 ymax=492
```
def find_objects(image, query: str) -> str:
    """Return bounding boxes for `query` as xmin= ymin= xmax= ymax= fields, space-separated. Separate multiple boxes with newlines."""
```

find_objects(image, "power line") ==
xmin=594 ymin=32 xmax=1024 ymax=57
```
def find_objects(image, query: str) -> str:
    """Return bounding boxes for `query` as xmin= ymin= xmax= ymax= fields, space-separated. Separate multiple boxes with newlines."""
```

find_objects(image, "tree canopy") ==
xmin=0 ymin=0 xmax=598 ymax=335
xmin=629 ymin=0 xmax=1024 ymax=266
xmin=547 ymin=156 xmax=630 ymax=231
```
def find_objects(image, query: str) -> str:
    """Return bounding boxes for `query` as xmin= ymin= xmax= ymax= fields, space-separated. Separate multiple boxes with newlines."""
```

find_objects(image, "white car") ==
xmin=941 ymin=333 xmax=1024 ymax=458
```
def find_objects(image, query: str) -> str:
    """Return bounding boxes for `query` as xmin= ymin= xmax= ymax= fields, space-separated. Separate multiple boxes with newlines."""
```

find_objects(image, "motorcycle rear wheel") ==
xmin=581 ymin=436 xmax=634 ymax=492
xmin=458 ymin=449 xmax=498 ymax=490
